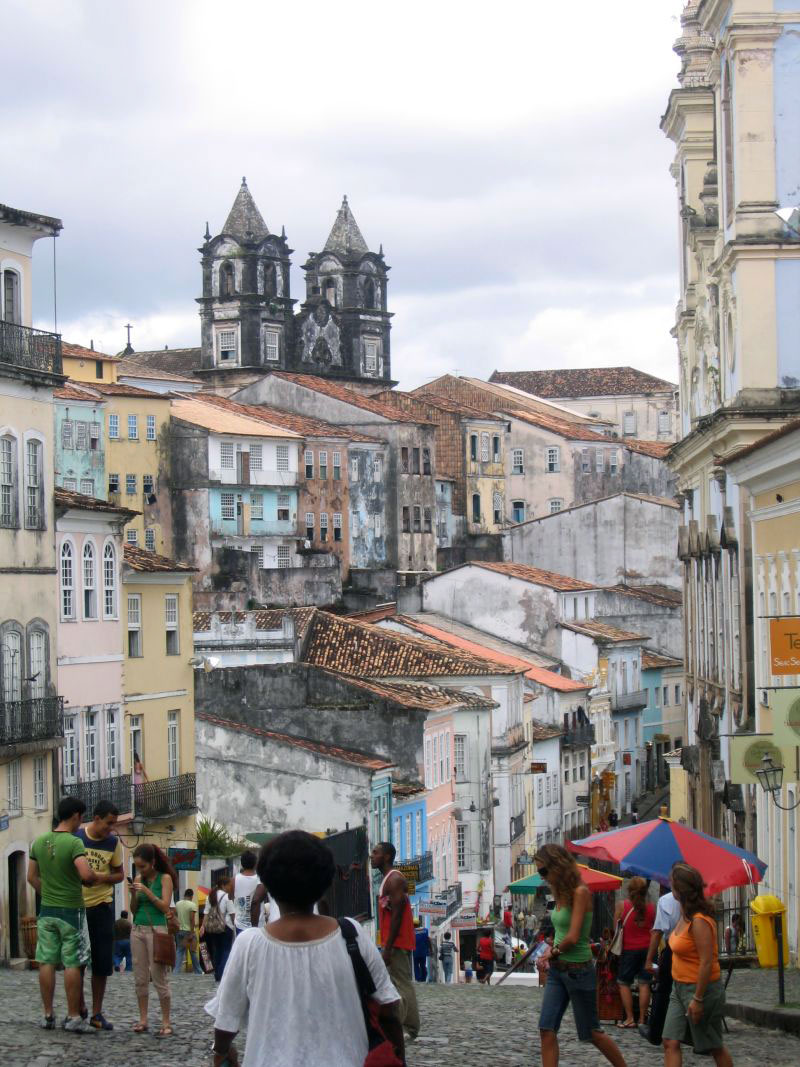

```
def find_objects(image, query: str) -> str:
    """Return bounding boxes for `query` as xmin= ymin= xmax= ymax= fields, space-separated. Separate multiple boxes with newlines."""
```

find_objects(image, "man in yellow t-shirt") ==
xmin=75 ymin=800 xmax=124 ymax=1029
xmin=174 ymin=888 xmax=203 ymax=974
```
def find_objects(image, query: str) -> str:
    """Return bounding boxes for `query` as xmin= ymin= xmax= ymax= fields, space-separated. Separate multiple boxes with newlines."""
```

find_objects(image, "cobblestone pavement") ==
xmin=1 ymin=969 xmax=799 ymax=1067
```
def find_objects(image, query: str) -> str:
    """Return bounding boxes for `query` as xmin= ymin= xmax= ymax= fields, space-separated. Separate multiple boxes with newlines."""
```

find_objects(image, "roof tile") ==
xmin=271 ymin=372 xmax=425 ymax=422
xmin=203 ymin=392 xmax=381 ymax=443
xmin=54 ymin=486 xmax=138 ymax=517
xmin=123 ymin=544 xmax=196 ymax=573
xmin=466 ymin=560 xmax=596 ymax=592
xmin=170 ymin=394 xmax=302 ymax=438
xmin=490 ymin=367 xmax=677 ymax=398
xmin=560 ymin=619 xmax=647 ymax=642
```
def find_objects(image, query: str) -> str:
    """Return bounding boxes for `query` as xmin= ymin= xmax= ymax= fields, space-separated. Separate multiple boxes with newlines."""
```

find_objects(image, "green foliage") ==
xmin=196 ymin=815 xmax=250 ymax=858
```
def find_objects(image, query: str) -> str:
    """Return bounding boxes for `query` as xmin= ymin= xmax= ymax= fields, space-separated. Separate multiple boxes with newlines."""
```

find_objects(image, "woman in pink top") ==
xmin=613 ymin=876 xmax=655 ymax=1028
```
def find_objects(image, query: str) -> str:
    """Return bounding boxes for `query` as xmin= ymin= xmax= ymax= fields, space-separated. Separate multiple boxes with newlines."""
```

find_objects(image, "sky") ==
xmin=6 ymin=0 xmax=686 ymax=391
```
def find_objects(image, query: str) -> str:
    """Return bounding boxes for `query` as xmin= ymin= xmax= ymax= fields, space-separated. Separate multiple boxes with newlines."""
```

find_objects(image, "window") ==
xmin=546 ymin=446 xmax=560 ymax=473
xmin=432 ymin=735 xmax=439 ymax=787
xmin=165 ymin=594 xmax=179 ymax=655
xmin=108 ymin=414 xmax=119 ymax=439
xmin=277 ymin=493 xmax=290 ymax=521
xmin=546 ymin=776 xmax=551 ymax=805
xmin=470 ymin=434 xmax=478 ymax=461
xmin=277 ymin=544 xmax=291 ymax=568
xmin=103 ymin=543 xmax=117 ymax=617
xmin=405 ymin=815 xmax=412 ymax=859
xmin=249 ymin=443 xmax=262 ymax=471
xmin=106 ymin=708 xmax=118 ymax=774
xmin=537 ymin=778 xmax=543 ymax=808
xmin=492 ymin=435 xmax=501 ymax=462
xmin=85 ymin=711 xmax=98 ymax=779
xmin=127 ymin=594 xmax=142 ymax=657
xmin=512 ymin=448 xmax=524 ymax=474
xmin=674 ymin=684 xmax=681 ymax=706
xmin=332 ymin=451 xmax=341 ymax=480
xmin=581 ymin=448 xmax=591 ymax=473
xmin=28 ymin=630 xmax=45 ymax=698
xmin=319 ymin=451 xmax=328 ymax=480
xmin=609 ymin=449 xmax=618 ymax=474
xmin=126 ymin=528 xmax=138 ymax=545
xmin=320 ymin=512 xmax=329 ymax=542
xmin=351 ymin=510 xmax=360 ymax=535
xmin=423 ymin=507 xmax=432 ymax=532
xmin=25 ymin=439 xmax=42 ymax=528
xmin=108 ymin=473 xmax=120 ymax=494
xmin=364 ymin=340 xmax=378 ymax=372
xmin=127 ymin=414 xmax=139 ymax=440
xmin=472 ymin=493 xmax=480 ymax=522
xmin=512 ymin=500 xmax=525 ymax=523
xmin=305 ymin=511 xmax=315 ymax=540
xmin=250 ymin=493 xmax=264 ymax=520
xmin=595 ymin=450 xmax=604 ymax=473
xmin=251 ymin=544 xmax=264 ymax=568
xmin=145 ymin=414 xmax=156 ymax=441
xmin=144 ymin=527 xmax=155 ymax=552
xmin=79 ymin=478 xmax=94 ymax=497
xmin=95 ymin=360 xmax=103 ymax=379
xmin=90 ymin=422 xmax=100 ymax=449
xmin=276 ymin=444 xmax=289 ymax=471
xmin=415 ymin=810 xmax=422 ymax=854
xmin=401 ymin=447 xmax=409 ymax=473
xmin=663 ymin=686 xmax=669 ymax=707
xmin=480 ymin=433 xmax=490 ymax=462
xmin=220 ymin=262 xmax=235 ymax=297
xmin=622 ymin=411 xmax=636 ymax=436
xmin=457 ymin=824 xmax=467 ymax=869
xmin=61 ymin=541 xmax=75 ymax=619
xmin=351 ymin=456 xmax=359 ymax=480
xmin=658 ymin=410 xmax=671 ymax=435
xmin=61 ymin=477 xmax=77 ymax=491
xmin=493 ymin=491 xmax=502 ymax=524
xmin=373 ymin=455 xmax=382 ymax=482
xmin=75 ymin=421 xmax=88 ymax=450
xmin=221 ymin=492 xmax=235 ymax=520
xmin=264 ymin=329 xmax=279 ymax=362
xmin=422 ymin=447 xmax=431 ymax=475
xmin=33 ymin=756 xmax=47 ymax=810
xmin=305 ymin=449 xmax=314 ymax=478
xmin=82 ymin=542 xmax=97 ymax=618
xmin=126 ymin=474 xmax=136 ymax=495
xmin=413 ymin=505 xmax=421 ymax=532
xmin=63 ymin=715 xmax=77 ymax=782
xmin=3 ymin=269 xmax=21 ymax=323
xmin=412 ymin=447 xmax=420 ymax=474
xmin=1 ymin=435 xmax=17 ymax=527
xmin=220 ymin=441 xmax=235 ymax=469
xmin=454 ymin=734 xmax=466 ymax=780
xmin=7 ymin=759 xmax=21 ymax=815
xmin=549 ymin=499 xmax=563 ymax=513
xmin=333 ymin=512 xmax=342 ymax=541
xmin=394 ymin=816 xmax=402 ymax=852
xmin=167 ymin=711 xmax=180 ymax=777
xmin=62 ymin=419 xmax=74 ymax=449
xmin=143 ymin=474 xmax=154 ymax=495
xmin=129 ymin=715 xmax=143 ymax=774
xmin=218 ymin=329 xmax=238 ymax=362
xmin=402 ymin=506 xmax=410 ymax=533
xmin=1 ymin=629 xmax=21 ymax=702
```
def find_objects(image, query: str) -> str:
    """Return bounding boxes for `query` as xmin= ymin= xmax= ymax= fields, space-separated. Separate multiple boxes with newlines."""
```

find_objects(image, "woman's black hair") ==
xmin=256 ymin=830 xmax=335 ymax=909
xmin=132 ymin=842 xmax=178 ymax=887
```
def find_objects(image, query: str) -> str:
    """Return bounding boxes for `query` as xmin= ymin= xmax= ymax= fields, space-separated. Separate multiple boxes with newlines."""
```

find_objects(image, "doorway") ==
xmin=7 ymin=851 xmax=28 ymax=958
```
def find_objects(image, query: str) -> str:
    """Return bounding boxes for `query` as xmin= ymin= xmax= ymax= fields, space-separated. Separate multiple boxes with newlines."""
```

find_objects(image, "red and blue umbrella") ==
xmin=567 ymin=817 xmax=766 ymax=897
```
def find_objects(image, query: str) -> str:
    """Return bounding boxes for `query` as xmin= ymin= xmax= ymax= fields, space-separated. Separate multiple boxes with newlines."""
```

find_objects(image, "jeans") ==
xmin=173 ymin=930 xmax=202 ymax=974
xmin=441 ymin=957 xmax=454 ymax=983
xmin=413 ymin=956 xmax=428 ymax=982
xmin=205 ymin=928 xmax=234 ymax=982
xmin=538 ymin=959 xmax=600 ymax=1042
xmin=113 ymin=938 xmax=132 ymax=971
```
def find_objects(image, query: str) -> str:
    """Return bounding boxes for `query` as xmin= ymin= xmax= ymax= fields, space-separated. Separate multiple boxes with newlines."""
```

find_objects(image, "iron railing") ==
xmin=0 ymin=696 xmax=63 ymax=747
xmin=0 ymin=321 xmax=62 ymax=376
xmin=510 ymin=812 xmax=525 ymax=841
xmin=407 ymin=851 xmax=433 ymax=884
xmin=63 ymin=774 xmax=133 ymax=815
xmin=611 ymin=689 xmax=648 ymax=712
xmin=320 ymin=825 xmax=371 ymax=920
xmin=562 ymin=723 xmax=596 ymax=747
xmin=134 ymin=773 xmax=196 ymax=819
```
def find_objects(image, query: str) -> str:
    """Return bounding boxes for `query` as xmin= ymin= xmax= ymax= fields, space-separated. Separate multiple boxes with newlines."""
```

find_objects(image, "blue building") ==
xmin=54 ymin=383 xmax=106 ymax=498
xmin=391 ymin=784 xmax=434 ymax=915
xmin=642 ymin=651 xmax=684 ymax=789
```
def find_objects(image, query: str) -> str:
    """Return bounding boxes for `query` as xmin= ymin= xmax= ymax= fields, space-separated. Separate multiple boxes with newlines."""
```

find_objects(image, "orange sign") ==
xmin=770 ymin=618 xmax=800 ymax=675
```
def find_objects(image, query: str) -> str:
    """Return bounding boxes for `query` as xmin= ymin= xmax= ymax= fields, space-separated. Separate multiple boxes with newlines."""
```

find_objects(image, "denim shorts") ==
xmin=617 ymin=948 xmax=652 ymax=986
xmin=538 ymin=959 xmax=601 ymax=1042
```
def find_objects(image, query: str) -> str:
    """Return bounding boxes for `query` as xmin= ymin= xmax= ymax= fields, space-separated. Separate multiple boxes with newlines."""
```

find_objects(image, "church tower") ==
xmin=292 ymin=196 xmax=392 ymax=384
xmin=197 ymin=178 xmax=294 ymax=376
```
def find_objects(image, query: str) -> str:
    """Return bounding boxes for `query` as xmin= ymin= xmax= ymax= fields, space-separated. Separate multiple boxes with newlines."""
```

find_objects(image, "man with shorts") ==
xmin=28 ymin=796 xmax=97 ymax=1032
xmin=75 ymin=800 xmax=124 ymax=1029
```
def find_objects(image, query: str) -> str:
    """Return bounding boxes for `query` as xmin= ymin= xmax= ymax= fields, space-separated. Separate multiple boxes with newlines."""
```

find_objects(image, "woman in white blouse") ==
xmin=206 ymin=830 xmax=403 ymax=1067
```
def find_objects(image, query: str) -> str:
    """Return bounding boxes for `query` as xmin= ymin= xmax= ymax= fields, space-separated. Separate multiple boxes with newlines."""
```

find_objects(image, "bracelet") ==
xmin=692 ymin=995 xmax=704 ymax=1003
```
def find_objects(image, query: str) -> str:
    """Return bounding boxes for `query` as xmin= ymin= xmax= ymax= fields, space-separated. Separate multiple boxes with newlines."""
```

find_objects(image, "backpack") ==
xmin=203 ymin=899 xmax=226 ymax=934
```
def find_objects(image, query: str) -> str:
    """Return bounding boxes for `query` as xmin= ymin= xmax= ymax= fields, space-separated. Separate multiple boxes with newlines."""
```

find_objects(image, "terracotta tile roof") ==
xmin=270 ymin=372 xmax=425 ymax=423
xmin=489 ymin=367 xmax=677 ymax=398
xmin=720 ymin=416 xmax=800 ymax=465
xmin=642 ymin=650 xmax=683 ymax=670
xmin=201 ymin=392 xmax=381 ymax=443
xmin=623 ymin=439 xmax=672 ymax=459
xmin=124 ymin=348 xmax=202 ymax=377
xmin=54 ymin=382 xmax=104 ymax=402
xmin=377 ymin=390 xmax=507 ymax=422
xmin=528 ymin=722 xmax=564 ymax=742
xmin=393 ymin=616 xmax=590 ymax=692
xmin=170 ymin=394 xmax=302 ymax=438
xmin=313 ymin=669 xmax=497 ymax=711
xmin=196 ymin=712 xmax=391 ymax=770
xmin=501 ymin=405 xmax=613 ymax=442
xmin=346 ymin=603 xmax=399 ymax=623
xmin=604 ymin=584 xmax=682 ymax=607
xmin=304 ymin=611 xmax=520 ymax=678
xmin=87 ymin=381 xmax=165 ymax=399
xmin=192 ymin=607 xmax=316 ymax=638
xmin=118 ymin=359 xmax=197 ymax=384
xmin=123 ymin=544 xmax=196 ymax=573
xmin=513 ymin=492 xmax=680 ymax=527
xmin=561 ymin=619 xmax=647 ymax=643
xmin=465 ymin=560 xmax=596 ymax=592
xmin=54 ymin=486 xmax=138 ymax=518
xmin=62 ymin=341 xmax=119 ymax=363
xmin=392 ymin=781 xmax=426 ymax=799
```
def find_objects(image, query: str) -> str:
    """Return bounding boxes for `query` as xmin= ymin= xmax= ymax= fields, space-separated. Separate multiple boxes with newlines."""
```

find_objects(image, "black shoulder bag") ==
xmin=338 ymin=919 xmax=404 ymax=1067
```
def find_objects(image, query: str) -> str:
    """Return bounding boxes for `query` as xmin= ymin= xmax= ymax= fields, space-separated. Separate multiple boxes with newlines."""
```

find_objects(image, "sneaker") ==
xmin=64 ymin=1016 xmax=91 ymax=1033
xmin=40 ymin=1015 xmax=56 ymax=1030
xmin=90 ymin=1013 xmax=113 ymax=1031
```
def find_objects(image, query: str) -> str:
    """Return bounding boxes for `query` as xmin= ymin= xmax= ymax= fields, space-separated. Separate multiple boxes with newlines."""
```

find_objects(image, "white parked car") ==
xmin=493 ymin=930 xmax=527 ymax=963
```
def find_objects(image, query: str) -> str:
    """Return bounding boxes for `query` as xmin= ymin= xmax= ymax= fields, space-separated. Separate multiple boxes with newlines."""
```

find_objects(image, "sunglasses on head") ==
xmin=537 ymin=865 xmax=549 ymax=877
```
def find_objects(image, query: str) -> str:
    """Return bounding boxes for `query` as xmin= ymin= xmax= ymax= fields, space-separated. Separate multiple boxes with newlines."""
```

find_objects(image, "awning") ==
xmin=509 ymin=864 xmax=623 ymax=894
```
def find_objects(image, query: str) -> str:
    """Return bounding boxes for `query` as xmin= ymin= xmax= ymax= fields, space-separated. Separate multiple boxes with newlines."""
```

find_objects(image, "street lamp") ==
xmin=754 ymin=754 xmax=800 ymax=811
xmin=517 ymin=850 xmax=532 ymax=866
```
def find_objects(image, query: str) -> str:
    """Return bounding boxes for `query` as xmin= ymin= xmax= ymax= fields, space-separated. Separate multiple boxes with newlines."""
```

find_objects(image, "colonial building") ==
xmin=0 ymin=199 xmax=64 ymax=963
xmin=662 ymin=1 xmax=800 ymax=839
xmin=54 ymin=381 xmax=107 ymax=499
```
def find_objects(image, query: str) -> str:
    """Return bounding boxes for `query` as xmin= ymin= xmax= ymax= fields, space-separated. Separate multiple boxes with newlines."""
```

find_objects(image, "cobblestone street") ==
xmin=1 ymin=970 xmax=799 ymax=1067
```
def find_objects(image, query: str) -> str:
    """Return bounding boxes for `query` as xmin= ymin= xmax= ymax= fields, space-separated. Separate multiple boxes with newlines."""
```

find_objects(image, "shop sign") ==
xmin=168 ymin=846 xmax=202 ymax=871
xmin=419 ymin=901 xmax=447 ymax=916
xmin=729 ymin=734 xmax=799 ymax=786
xmin=772 ymin=689 xmax=800 ymax=747
xmin=530 ymin=762 xmax=548 ymax=774
xmin=576 ymin=795 xmax=589 ymax=805
xmin=450 ymin=911 xmax=478 ymax=929
xmin=395 ymin=862 xmax=420 ymax=882
xmin=770 ymin=618 xmax=800 ymax=675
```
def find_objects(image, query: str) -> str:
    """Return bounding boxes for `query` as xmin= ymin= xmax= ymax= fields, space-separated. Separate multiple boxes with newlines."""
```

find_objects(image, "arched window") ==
xmin=61 ymin=541 xmax=75 ymax=619
xmin=103 ymin=542 xmax=117 ymax=618
xmin=1 ymin=627 xmax=22 ymax=701
xmin=28 ymin=629 xmax=46 ymax=699
xmin=0 ymin=433 xmax=18 ymax=528
xmin=83 ymin=542 xmax=97 ymax=619
xmin=220 ymin=261 xmax=235 ymax=297
xmin=364 ymin=278 xmax=376 ymax=309
xmin=2 ymin=269 xmax=21 ymax=324
xmin=471 ymin=493 xmax=481 ymax=523
xmin=25 ymin=438 xmax=43 ymax=529
xmin=324 ymin=278 xmax=337 ymax=307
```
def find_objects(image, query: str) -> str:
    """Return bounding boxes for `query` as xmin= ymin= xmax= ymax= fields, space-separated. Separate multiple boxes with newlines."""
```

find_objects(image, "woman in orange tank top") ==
xmin=661 ymin=863 xmax=733 ymax=1067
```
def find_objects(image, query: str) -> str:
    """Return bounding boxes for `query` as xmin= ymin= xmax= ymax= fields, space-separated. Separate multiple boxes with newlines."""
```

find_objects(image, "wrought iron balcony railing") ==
xmin=611 ymin=689 xmax=648 ymax=713
xmin=407 ymin=851 xmax=433 ymax=884
xmin=562 ymin=723 xmax=596 ymax=747
xmin=63 ymin=774 xmax=133 ymax=815
xmin=134 ymin=772 xmax=196 ymax=819
xmin=510 ymin=812 xmax=525 ymax=841
xmin=0 ymin=321 xmax=63 ymax=376
xmin=0 ymin=696 xmax=64 ymax=748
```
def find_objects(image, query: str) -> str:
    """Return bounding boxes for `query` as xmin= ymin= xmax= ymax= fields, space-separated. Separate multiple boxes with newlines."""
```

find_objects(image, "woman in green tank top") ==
xmin=129 ymin=843 xmax=176 ymax=1036
xmin=534 ymin=844 xmax=627 ymax=1067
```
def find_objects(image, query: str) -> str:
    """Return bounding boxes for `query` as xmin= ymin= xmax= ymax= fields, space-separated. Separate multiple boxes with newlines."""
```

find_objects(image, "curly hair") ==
xmin=534 ymin=843 xmax=583 ymax=908
xmin=257 ymin=830 xmax=335 ymax=910
xmin=670 ymin=862 xmax=715 ymax=919
xmin=627 ymin=875 xmax=649 ymax=921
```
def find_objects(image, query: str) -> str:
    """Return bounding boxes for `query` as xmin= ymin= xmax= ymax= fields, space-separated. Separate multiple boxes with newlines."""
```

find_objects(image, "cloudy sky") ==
xmin=7 ymin=0 xmax=685 ymax=390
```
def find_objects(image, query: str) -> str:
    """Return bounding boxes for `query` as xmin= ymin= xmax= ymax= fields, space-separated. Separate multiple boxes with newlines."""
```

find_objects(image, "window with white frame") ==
xmin=304 ymin=449 xmax=314 ymax=478
xmin=129 ymin=714 xmax=143 ymax=772
xmin=3 ymin=269 xmax=21 ymax=323
xmin=549 ymin=499 xmax=563 ymax=513
xmin=480 ymin=433 xmax=490 ymax=462
xmin=319 ymin=450 xmax=328 ymax=480
xmin=220 ymin=441 xmax=235 ymax=469
xmin=108 ymin=413 xmax=119 ymax=439
xmin=165 ymin=594 xmax=179 ymax=655
xmin=595 ymin=450 xmax=604 ymax=473
xmin=364 ymin=340 xmax=378 ymax=372
xmin=250 ymin=493 xmax=264 ymax=520
xmin=80 ymin=478 xmax=94 ymax=496
xmin=276 ymin=444 xmax=289 ymax=471
xmin=432 ymin=734 xmax=439 ymax=787
xmin=142 ymin=473 xmax=154 ymax=495
xmin=305 ymin=511 xmax=315 ymax=539
xmin=28 ymin=629 xmax=46 ymax=698
xmin=106 ymin=707 xmax=119 ymax=775
xmin=33 ymin=755 xmax=47 ymax=810
xmin=405 ymin=815 xmax=412 ymax=858
xmin=545 ymin=446 xmax=560 ymax=473
xmin=537 ymin=777 xmax=543 ymax=808
xmin=62 ymin=420 xmax=74 ymax=449
xmin=63 ymin=714 xmax=77 ymax=782
xmin=1 ymin=629 xmax=21 ymax=702
xmin=657 ymin=410 xmax=671 ymax=435
xmin=251 ymin=544 xmax=264 ymax=568
xmin=622 ymin=411 xmax=636 ymax=436
xmin=457 ymin=824 xmax=467 ymax=869
xmin=85 ymin=711 xmax=98 ymax=779
xmin=394 ymin=816 xmax=402 ymax=851
xmin=277 ymin=493 xmax=290 ymax=521
xmin=546 ymin=776 xmax=551 ymax=805
xmin=83 ymin=542 xmax=97 ymax=618
xmin=75 ymin=421 xmax=88 ymax=450
xmin=351 ymin=510 xmax=360 ymax=535
xmin=249 ymin=443 xmax=262 ymax=470
xmin=108 ymin=473 xmax=120 ymax=494
xmin=609 ymin=449 xmax=618 ymax=473
xmin=167 ymin=710 xmax=180 ymax=778
xmin=126 ymin=528 xmax=138 ymax=545
xmin=146 ymin=414 xmax=156 ymax=441
xmin=7 ymin=758 xmax=21 ymax=815
xmin=276 ymin=544 xmax=291 ymax=568
xmin=127 ymin=594 xmax=142 ymax=657
xmin=581 ymin=448 xmax=591 ymax=473
xmin=61 ymin=541 xmax=75 ymax=619
xmin=264 ymin=329 xmax=279 ymax=362
xmin=221 ymin=492 xmax=235 ymax=520
xmin=424 ymin=738 xmax=432 ymax=788
xmin=444 ymin=730 xmax=451 ymax=781
xmin=25 ymin=439 xmax=42 ymax=528
xmin=333 ymin=512 xmax=342 ymax=541
xmin=217 ymin=328 xmax=238 ymax=363
xmin=332 ymin=451 xmax=341 ymax=480
xmin=127 ymin=414 xmax=139 ymax=440
xmin=144 ymin=528 xmax=155 ymax=551
xmin=454 ymin=734 xmax=466 ymax=780
xmin=351 ymin=456 xmax=359 ymax=480
xmin=512 ymin=448 xmax=524 ymax=474
xmin=126 ymin=474 xmax=136 ymax=495
xmin=320 ymin=511 xmax=329 ymax=542
xmin=415 ymin=810 xmax=422 ymax=854
xmin=90 ymin=422 xmax=100 ymax=447
xmin=0 ymin=435 xmax=17 ymax=527
xmin=103 ymin=543 xmax=117 ymax=617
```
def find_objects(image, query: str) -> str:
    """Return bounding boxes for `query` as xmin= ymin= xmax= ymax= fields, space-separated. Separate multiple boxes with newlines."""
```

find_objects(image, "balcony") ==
xmin=510 ymin=812 xmax=525 ymax=841
xmin=562 ymin=723 xmax=596 ymax=748
xmin=611 ymin=689 xmax=648 ymax=713
xmin=63 ymin=774 xmax=133 ymax=816
xmin=0 ymin=321 xmax=63 ymax=377
xmin=134 ymin=773 xmax=196 ymax=820
xmin=492 ymin=722 xmax=527 ymax=756
xmin=1 ymin=696 xmax=64 ymax=754
xmin=404 ymin=851 xmax=433 ymax=884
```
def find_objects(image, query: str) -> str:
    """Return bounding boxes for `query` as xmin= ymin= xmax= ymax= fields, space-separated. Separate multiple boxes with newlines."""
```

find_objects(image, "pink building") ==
xmin=423 ymin=710 xmax=458 ymax=895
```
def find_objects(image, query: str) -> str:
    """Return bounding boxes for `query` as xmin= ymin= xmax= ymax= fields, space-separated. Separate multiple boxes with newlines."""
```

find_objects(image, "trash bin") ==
xmin=749 ymin=895 xmax=788 ymax=968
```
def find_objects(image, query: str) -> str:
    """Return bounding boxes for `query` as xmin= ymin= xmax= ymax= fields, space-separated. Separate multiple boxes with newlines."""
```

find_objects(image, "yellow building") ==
xmin=1 ymin=200 xmax=64 ymax=962
xmin=61 ymin=341 xmax=119 ymax=385
xmin=122 ymin=544 xmax=197 ymax=858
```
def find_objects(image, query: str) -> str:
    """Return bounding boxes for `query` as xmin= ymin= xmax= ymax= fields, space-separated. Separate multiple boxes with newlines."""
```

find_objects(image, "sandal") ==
xmin=158 ymin=1025 xmax=174 ymax=1036
xmin=616 ymin=1020 xmax=637 ymax=1029
xmin=133 ymin=1022 xmax=149 ymax=1033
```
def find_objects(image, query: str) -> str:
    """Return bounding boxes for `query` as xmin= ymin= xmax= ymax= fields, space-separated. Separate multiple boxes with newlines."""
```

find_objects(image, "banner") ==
xmin=729 ymin=734 xmax=799 ymax=786
xmin=168 ymin=846 xmax=202 ymax=871
xmin=772 ymin=689 xmax=800 ymax=747
xmin=769 ymin=618 xmax=800 ymax=675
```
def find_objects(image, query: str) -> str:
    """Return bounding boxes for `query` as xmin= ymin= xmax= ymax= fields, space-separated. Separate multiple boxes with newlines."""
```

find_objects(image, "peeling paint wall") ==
xmin=347 ymin=445 xmax=387 ymax=569
xmin=54 ymin=398 xmax=106 ymax=497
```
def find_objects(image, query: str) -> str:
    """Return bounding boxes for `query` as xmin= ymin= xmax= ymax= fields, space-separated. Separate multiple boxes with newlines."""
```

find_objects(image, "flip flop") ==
xmin=158 ymin=1025 xmax=174 ymax=1036
xmin=616 ymin=1020 xmax=637 ymax=1029
xmin=133 ymin=1023 xmax=149 ymax=1033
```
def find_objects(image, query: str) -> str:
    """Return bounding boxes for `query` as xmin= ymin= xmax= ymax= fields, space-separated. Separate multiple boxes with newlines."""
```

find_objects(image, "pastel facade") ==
xmin=54 ymin=383 xmax=106 ymax=498
xmin=61 ymin=341 xmax=119 ymax=385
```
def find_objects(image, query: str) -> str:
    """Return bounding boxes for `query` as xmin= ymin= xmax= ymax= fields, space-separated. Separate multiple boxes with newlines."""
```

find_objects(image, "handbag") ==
xmin=153 ymin=927 xmax=177 ymax=968
xmin=609 ymin=902 xmax=633 ymax=958
xmin=338 ymin=919 xmax=404 ymax=1067
xmin=166 ymin=907 xmax=180 ymax=936
xmin=204 ymin=902 xmax=226 ymax=935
